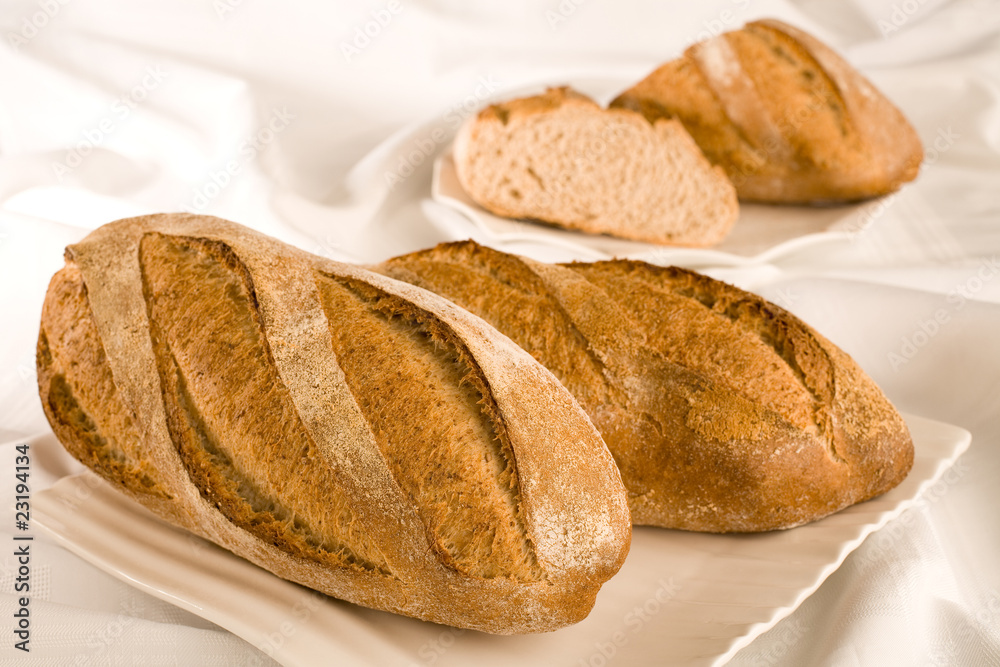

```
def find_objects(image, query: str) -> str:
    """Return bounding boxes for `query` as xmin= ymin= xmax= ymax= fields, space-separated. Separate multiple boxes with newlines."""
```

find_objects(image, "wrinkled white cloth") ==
xmin=1 ymin=0 xmax=999 ymax=664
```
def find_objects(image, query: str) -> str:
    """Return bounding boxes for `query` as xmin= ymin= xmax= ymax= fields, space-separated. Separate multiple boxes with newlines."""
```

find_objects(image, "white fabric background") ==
xmin=0 ymin=0 xmax=998 ymax=664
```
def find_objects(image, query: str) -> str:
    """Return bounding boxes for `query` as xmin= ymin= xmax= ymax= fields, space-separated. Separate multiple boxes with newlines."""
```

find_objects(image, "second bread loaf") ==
xmin=376 ymin=241 xmax=914 ymax=532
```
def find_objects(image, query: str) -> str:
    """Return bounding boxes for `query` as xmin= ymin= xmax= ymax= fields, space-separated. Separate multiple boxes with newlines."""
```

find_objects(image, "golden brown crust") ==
xmin=36 ymin=214 xmax=631 ymax=634
xmin=611 ymin=19 xmax=924 ymax=203
xmin=377 ymin=241 xmax=914 ymax=532
xmin=475 ymin=86 xmax=592 ymax=125
xmin=38 ymin=266 xmax=170 ymax=499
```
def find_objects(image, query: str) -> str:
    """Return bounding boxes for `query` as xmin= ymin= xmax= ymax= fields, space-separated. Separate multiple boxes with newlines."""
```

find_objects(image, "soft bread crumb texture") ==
xmin=611 ymin=19 xmax=923 ymax=203
xmin=454 ymin=87 xmax=738 ymax=246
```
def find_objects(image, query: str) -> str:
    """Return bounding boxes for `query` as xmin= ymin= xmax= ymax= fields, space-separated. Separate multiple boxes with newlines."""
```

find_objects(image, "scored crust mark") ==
xmin=691 ymin=32 xmax=794 ymax=164
xmin=45 ymin=373 xmax=165 ymax=495
xmin=649 ymin=265 xmax=835 ymax=398
xmin=567 ymin=261 xmax=845 ymax=464
xmin=36 ymin=267 xmax=168 ymax=497
xmin=688 ymin=22 xmax=854 ymax=173
xmin=745 ymin=22 xmax=848 ymax=129
xmin=138 ymin=233 xmax=392 ymax=575
xmin=381 ymin=241 xmax=619 ymax=411
xmin=160 ymin=345 xmax=388 ymax=570
xmin=315 ymin=271 xmax=543 ymax=581
xmin=739 ymin=22 xmax=850 ymax=139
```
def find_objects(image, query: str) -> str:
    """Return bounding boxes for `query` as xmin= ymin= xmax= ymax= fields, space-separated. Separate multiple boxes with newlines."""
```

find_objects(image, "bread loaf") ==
xmin=35 ymin=214 xmax=631 ymax=634
xmin=376 ymin=241 xmax=914 ymax=532
xmin=453 ymin=86 xmax=739 ymax=246
xmin=611 ymin=19 xmax=923 ymax=203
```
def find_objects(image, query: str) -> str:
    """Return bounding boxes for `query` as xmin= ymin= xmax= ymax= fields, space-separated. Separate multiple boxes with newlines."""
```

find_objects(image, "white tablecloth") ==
xmin=1 ymin=0 xmax=999 ymax=664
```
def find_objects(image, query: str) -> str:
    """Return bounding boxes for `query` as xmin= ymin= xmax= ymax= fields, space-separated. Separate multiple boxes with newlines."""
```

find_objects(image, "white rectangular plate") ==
xmin=34 ymin=412 xmax=970 ymax=667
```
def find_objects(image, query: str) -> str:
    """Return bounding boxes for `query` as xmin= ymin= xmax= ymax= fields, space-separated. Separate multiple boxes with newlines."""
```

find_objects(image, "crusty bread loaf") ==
xmin=611 ymin=19 xmax=923 ymax=203
xmin=453 ymin=86 xmax=739 ymax=246
xmin=35 ymin=214 xmax=631 ymax=634
xmin=376 ymin=241 xmax=914 ymax=532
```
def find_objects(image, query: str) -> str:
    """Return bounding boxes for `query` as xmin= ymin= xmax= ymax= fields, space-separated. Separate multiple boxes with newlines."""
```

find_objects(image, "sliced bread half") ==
xmin=453 ymin=87 xmax=738 ymax=247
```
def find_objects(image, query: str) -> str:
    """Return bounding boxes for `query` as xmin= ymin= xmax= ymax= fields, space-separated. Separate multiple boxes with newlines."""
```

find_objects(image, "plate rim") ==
xmin=430 ymin=146 xmax=861 ymax=268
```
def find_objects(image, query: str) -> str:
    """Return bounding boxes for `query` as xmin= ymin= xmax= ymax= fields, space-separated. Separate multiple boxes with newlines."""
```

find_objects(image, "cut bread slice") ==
xmin=453 ymin=87 xmax=739 ymax=247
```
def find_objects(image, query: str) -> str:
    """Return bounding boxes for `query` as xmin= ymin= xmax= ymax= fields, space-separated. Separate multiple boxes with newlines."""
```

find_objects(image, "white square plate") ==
xmin=34 ymin=412 xmax=970 ymax=667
